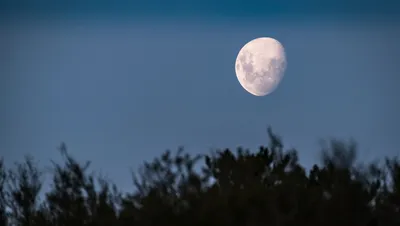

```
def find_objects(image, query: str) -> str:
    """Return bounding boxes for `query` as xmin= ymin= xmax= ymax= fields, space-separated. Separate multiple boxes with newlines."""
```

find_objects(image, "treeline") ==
xmin=0 ymin=128 xmax=399 ymax=226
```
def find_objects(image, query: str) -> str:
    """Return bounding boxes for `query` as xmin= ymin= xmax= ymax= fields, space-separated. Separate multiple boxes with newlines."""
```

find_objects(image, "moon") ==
xmin=235 ymin=37 xmax=287 ymax=96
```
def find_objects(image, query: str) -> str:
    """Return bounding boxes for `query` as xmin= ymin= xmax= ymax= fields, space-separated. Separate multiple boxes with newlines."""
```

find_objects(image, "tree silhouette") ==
xmin=0 ymin=158 xmax=8 ymax=226
xmin=0 ymin=128 xmax=399 ymax=226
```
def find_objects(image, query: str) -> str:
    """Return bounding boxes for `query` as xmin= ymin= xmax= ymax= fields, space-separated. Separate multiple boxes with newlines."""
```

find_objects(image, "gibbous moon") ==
xmin=235 ymin=37 xmax=287 ymax=96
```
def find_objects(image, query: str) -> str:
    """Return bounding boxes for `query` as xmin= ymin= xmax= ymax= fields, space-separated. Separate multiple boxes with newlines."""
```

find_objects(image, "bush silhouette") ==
xmin=0 ymin=128 xmax=399 ymax=226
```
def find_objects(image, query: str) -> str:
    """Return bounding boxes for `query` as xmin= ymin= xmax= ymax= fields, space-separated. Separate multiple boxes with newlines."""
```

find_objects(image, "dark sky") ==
xmin=1 ymin=0 xmax=399 ymax=191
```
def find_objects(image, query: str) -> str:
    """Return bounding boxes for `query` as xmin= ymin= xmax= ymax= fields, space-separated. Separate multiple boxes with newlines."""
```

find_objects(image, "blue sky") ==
xmin=1 ymin=0 xmax=399 ymax=191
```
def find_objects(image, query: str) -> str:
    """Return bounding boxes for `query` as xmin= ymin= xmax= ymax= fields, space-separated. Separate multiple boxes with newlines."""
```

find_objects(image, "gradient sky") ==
xmin=1 ymin=0 xmax=399 ymax=191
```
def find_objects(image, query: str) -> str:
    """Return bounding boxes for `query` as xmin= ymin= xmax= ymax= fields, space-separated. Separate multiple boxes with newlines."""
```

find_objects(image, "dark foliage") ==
xmin=0 ymin=128 xmax=399 ymax=226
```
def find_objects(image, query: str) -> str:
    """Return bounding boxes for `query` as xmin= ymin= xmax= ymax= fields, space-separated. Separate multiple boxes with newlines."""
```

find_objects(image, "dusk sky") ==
xmin=1 ymin=0 xmax=399 ymax=191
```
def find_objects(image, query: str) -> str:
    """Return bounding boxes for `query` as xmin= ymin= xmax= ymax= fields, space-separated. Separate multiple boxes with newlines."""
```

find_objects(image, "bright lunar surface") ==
xmin=235 ymin=37 xmax=287 ymax=96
